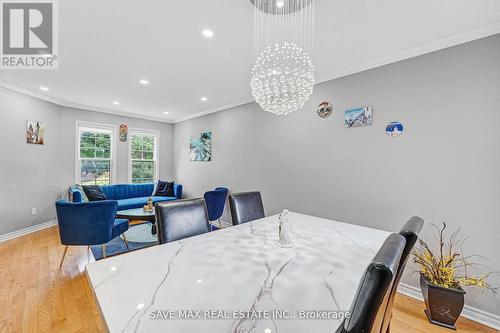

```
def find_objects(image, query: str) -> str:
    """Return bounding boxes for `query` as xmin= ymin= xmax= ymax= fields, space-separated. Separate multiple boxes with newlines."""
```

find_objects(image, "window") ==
xmin=76 ymin=122 xmax=116 ymax=185
xmin=129 ymin=129 xmax=159 ymax=184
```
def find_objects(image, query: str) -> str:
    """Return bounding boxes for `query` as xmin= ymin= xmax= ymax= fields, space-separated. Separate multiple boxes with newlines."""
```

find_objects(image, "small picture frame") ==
xmin=26 ymin=120 xmax=46 ymax=145
xmin=316 ymin=102 xmax=333 ymax=118
xmin=344 ymin=107 xmax=373 ymax=128
xmin=119 ymin=124 xmax=128 ymax=142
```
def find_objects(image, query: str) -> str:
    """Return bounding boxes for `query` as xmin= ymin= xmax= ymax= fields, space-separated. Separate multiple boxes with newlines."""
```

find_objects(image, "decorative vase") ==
xmin=420 ymin=273 xmax=466 ymax=330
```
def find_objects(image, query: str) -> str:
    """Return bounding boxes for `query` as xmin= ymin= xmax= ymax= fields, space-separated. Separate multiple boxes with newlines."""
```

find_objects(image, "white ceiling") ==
xmin=1 ymin=0 xmax=500 ymax=123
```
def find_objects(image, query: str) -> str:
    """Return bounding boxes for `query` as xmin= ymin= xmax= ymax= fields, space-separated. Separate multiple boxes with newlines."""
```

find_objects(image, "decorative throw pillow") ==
xmin=151 ymin=181 xmax=158 ymax=196
xmin=154 ymin=180 xmax=175 ymax=197
xmin=82 ymin=185 xmax=107 ymax=201
xmin=74 ymin=184 xmax=89 ymax=202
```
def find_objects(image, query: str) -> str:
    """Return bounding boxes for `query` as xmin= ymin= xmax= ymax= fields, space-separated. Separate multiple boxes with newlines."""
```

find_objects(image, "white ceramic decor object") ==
xmin=276 ymin=209 xmax=294 ymax=248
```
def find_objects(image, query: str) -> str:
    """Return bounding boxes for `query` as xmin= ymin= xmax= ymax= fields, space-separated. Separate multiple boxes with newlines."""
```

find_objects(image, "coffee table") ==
xmin=116 ymin=207 xmax=157 ymax=235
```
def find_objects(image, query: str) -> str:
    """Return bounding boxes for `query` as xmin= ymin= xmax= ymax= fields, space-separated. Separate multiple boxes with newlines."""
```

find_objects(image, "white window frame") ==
xmin=75 ymin=121 xmax=117 ymax=185
xmin=128 ymin=128 xmax=160 ymax=184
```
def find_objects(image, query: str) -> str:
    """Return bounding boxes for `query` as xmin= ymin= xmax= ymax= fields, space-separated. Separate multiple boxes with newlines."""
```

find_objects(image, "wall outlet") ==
xmin=31 ymin=207 xmax=37 ymax=216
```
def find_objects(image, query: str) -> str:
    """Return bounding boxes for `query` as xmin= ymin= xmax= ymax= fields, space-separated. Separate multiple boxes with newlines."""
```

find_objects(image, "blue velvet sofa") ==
xmin=69 ymin=183 xmax=183 ymax=211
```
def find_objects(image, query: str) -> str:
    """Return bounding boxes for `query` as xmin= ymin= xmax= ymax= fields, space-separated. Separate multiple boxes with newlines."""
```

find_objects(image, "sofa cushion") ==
xmin=82 ymin=185 xmax=107 ymax=201
xmin=101 ymin=183 xmax=155 ymax=200
xmin=69 ymin=185 xmax=86 ymax=202
xmin=116 ymin=196 xmax=177 ymax=211
xmin=154 ymin=180 xmax=175 ymax=197
xmin=72 ymin=184 xmax=89 ymax=201
xmin=151 ymin=196 xmax=177 ymax=204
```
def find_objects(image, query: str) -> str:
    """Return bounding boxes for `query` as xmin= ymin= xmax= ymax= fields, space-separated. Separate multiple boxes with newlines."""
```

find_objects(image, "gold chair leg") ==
xmin=218 ymin=219 xmax=223 ymax=228
xmin=102 ymin=244 xmax=107 ymax=259
xmin=59 ymin=245 xmax=69 ymax=268
xmin=122 ymin=233 xmax=130 ymax=249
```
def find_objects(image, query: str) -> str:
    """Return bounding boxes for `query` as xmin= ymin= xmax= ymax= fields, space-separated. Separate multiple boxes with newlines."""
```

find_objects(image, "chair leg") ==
xmin=59 ymin=245 xmax=69 ymax=268
xmin=122 ymin=233 xmax=130 ymax=249
xmin=218 ymin=218 xmax=223 ymax=229
xmin=102 ymin=244 xmax=107 ymax=259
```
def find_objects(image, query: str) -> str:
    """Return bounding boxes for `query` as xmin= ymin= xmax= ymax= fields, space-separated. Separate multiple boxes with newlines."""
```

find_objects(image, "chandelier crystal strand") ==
xmin=251 ymin=0 xmax=315 ymax=115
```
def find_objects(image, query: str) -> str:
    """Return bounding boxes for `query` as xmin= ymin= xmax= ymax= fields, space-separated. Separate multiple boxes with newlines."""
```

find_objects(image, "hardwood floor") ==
xmin=0 ymin=227 xmax=105 ymax=333
xmin=0 ymin=226 xmax=497 ymax=333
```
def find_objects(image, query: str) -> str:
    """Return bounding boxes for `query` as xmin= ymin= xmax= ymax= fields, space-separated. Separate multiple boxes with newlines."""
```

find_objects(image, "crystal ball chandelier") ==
xmin=250 ymin=0 xmax=315 ymax=116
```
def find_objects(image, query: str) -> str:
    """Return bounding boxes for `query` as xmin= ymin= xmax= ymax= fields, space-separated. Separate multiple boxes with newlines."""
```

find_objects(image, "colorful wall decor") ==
xmin=386 ymin=121 xmax=404 ymax=137
xmin=26 ymin=120 xmax=45 ymax=145
xmin=119 ymin=124 xmax=128 ymax=142
xmin=344 ymin=106 xmax=373 ymax=128
xmin=190 ymin=132 xmax=212 ymax=161
xmin=316 ymin=102 xmax=333 ymax=118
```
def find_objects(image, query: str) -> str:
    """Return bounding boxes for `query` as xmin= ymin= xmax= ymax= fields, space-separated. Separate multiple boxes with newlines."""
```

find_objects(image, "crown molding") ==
xmin=315 ymin=22 xmax=500 ymax=84
xmin=172 ymin=96 xmax=255 ymax=123
xmin=1 ymin=22 xmax=499 ymax=124
xmin=0 ymin=81 xmax=174 ymax=124
xmin=175 ymin=22 xmax=500 ymax=123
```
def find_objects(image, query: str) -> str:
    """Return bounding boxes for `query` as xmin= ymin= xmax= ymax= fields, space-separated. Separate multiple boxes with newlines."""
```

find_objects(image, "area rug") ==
xmin=90 ymin=223 xmax=158 ymax=260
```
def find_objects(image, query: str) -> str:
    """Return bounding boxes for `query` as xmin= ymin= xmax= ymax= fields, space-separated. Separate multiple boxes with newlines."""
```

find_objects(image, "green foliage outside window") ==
xmin=131 ymin=134 xmax=156 ymax=184
xmin=79 ymin=131 xmax=112 ymax=185
xmin=80 ymin=132 xmax=111 ymax=158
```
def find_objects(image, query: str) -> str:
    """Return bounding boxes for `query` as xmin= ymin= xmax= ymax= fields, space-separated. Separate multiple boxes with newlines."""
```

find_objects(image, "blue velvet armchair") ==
xmin=55 ymin=200 xmax=129 ymax=265
xmin=203 ymin=187 xmax=229 ymax=229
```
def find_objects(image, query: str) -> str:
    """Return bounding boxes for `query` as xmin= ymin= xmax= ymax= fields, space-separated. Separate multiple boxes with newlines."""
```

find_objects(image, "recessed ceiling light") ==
xmin=112 ymin=101 xmax=120 ymax=105
xmin=200 ymin=97 xmax=208 ymax=102
xmin=40 ymin=86 xmax=49 ymax=91
xmin=136 ymin=303 xmax=144 ymax=310
xmin=276 ymin=0 xmax=284 ymax=8
xmin=163 ymin=111 xmax=170 ymax=115
xmin=139 ymin=79 xmax=149 ymax=85
xmin=202 ymin=29 xmax=214 ymax=38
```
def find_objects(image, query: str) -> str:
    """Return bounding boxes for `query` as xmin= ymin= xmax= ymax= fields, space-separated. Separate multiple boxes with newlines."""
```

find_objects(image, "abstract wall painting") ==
xmin=190 ymin=132 xmax=212 ymax=161
xmin=344 ymin=106 xmax=373 ymax=128
xmin=316 ymin=101 xmax=333 ymax=118
xmin=26 ymin=120 xmax=46 ymax=145
xmin=386 ymin=121 xmax=404 ymax=137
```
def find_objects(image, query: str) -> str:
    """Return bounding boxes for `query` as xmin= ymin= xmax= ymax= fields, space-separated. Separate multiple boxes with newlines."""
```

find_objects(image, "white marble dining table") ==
xmin=85 ymin=212 xmax=391 ymax=333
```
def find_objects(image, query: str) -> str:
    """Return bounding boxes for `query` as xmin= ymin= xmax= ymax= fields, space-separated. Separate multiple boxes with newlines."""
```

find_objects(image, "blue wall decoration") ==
xmin=386 ymin=121 xmax=404 ymax=137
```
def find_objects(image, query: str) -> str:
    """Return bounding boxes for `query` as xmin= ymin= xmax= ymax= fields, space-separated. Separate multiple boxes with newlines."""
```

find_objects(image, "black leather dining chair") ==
xmin=381 ymin=216 xmax=424 ymax=333
xmin=336 ymin=233 xmax=405 ymax=333
xmin=228 ymin=191 xmax=265 ymax=225
xmin=155 ymin=198 xmax=210 ymax=244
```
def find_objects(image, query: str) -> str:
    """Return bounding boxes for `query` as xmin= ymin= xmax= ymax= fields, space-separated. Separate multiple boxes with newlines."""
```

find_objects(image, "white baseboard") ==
xmin=0 ymin=220 xmax=57 ymax=243
xmin=398 ymin=283 xmax=500 ymax=330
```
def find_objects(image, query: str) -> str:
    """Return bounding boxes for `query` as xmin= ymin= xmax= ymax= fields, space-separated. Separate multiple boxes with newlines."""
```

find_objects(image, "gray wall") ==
xmin=173 ymin=35 xmax=500 ymax=314
xmin=0 ymin=87 xmax=174 ymax=235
